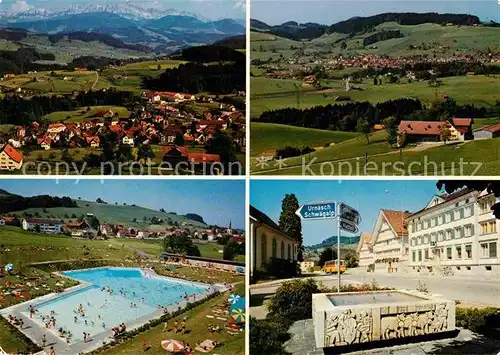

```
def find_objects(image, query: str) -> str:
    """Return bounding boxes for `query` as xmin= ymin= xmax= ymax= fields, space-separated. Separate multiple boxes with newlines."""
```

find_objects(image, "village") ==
xmin=0 ymin=89 xmax=246 ymax=174
xmin=0 ymin=211 xmax=245 ymax=248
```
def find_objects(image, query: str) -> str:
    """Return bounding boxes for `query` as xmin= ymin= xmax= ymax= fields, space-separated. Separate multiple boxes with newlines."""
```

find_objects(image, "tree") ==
xmin=278 ymin=194 xmax=303 ymax=262
xmin=356 ymin=120 xmax=372 ymax=144
xmin=344 ymin=250 xmax=359 ymax=268
xmin=384 ymin=116 xmax=398 ymax=146
xmin=397 ymin=131 xmax=407 ymax=147
xmin=223 ymin=240 xmax=240 ymax=260
xmin=174 ymin=133 xmax=185 ymax=146
xmin=164 ymin=235 xmax=195 ymax=255
xmin=318 ymin=247 xmax=338 ymax=267
xmin=340 ymin=42 xmax=347 ymax=50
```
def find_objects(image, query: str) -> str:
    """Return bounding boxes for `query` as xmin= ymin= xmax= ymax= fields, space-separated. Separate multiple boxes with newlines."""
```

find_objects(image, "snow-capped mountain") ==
xmin=0 ymin=3 xmax=206 ymax=22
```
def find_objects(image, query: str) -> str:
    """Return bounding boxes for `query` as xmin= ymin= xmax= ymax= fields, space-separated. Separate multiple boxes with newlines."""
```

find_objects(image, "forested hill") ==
xmin=251 ymin=12 xmax=481 ymax=40
xmin=327 ymin=12 xmax=480 ymax=34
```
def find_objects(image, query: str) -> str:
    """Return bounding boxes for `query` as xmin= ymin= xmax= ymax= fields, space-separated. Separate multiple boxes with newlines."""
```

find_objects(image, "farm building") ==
xmin=398 ymin=118 xmax=473 ymax=145
xmin=473 ymin=124 xmax=500 ymax=140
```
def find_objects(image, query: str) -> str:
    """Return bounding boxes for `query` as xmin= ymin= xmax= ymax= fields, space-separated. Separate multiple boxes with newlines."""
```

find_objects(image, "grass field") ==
xmin=251 ymin=23 xmax=500 ymax=62
xmin=251 ymin=122 xmax=360 ymax=155
xmin=43 ymin=105 xmax=130 ymax=122
xmin=252 ymin=132 xmax=500 ymax=176
xmin=251 ymin=75 xmax=500 ymax=118
xmin=17 ymin=199 xmax=207 ymax=230
xmin=251 ymin=130 xmax=392 ymax=172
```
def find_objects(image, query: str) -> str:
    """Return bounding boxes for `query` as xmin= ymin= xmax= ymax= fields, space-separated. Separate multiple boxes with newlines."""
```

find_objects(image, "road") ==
xmin=91 ymin=71 xmax=99 ymax=90
xmin=250 ymin=270 xmax=500 ymax=319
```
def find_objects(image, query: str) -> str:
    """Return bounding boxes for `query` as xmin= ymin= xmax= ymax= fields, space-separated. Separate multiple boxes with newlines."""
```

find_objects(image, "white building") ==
xmin=407 ymin=188 xmax=500 ymax=275
xmin=22 ymin=218 xmax=64 ymax=234
xmin=356 ymin=232 xmax=373 ymax=267
xmin=371 ymin=209 xmax=412 ymax=273
xmin=300 ymin=260 xmax=315 ymax=273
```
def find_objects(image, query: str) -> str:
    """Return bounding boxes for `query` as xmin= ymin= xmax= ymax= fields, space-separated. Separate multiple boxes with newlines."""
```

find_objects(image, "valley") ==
xmin=250 ymin=13 xmax=500 ymax=176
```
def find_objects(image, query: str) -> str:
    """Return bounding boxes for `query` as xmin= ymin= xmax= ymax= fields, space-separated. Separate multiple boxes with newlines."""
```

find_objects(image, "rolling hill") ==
xmin=0 ymin=190 xmax=208 ymax=230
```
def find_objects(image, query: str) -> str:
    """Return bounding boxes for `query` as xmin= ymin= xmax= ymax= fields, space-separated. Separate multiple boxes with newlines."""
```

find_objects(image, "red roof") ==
xmin=479 ymin=124 xmax=500 ymax=133
xmin=398 ymin=121 xmax=447 ymax=136
xmin=164 ymin=146 xmax=189 ymax=157
xmin=452 ymin=118 xmax=472 ymax=127
xmin=1 ymin=144 xmax=24 ymax=163
xmin=187 ymin=153 xmax=220 ymax=163
xmin=382 ymin=210 xmax=412 ymax=237
xmin=199 ymin=120 xmax=226 ymax=126
xmin=37 ymin=137 xmax=51 ymax=145
xmin=65 ymin=222 xmax=86 ymax=228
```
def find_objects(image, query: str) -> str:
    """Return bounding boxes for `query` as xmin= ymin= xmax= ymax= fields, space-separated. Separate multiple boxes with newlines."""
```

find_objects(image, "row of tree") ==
xmin=0 ymin=192 xmax=77 ymax=214
xmin=257 ymin=98 xmax=500 ymax=132
xmin=257 ymin=98 xmax=424 ymax=131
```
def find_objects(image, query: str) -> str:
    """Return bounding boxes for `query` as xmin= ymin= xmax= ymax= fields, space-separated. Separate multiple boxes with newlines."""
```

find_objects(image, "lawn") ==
xmin=43 ymin=106 xmax=130 ymax=122
xmin=251 ymin=75 xmax=500 ymax=118
xmin=99 ymin=291 xmax=244 ymax=355
xmin=254 ymin=135 xmax=500 ymax=176
xmin=251 ymin=130 xmax=392 ymax=173
xmin=251 ymin=122 xmax=360 ymax=156
xmin=0 ymin=226 xmax=135 ymax=265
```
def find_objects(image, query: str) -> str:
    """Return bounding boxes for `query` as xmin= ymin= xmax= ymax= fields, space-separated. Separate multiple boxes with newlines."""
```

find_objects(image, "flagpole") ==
xmin=337 ymin=202 xmax=341 ymax=294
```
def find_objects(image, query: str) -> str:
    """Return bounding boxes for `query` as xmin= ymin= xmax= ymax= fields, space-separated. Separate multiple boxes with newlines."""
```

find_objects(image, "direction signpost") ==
xmin=296 ymin=200 xmax=362 ymax=293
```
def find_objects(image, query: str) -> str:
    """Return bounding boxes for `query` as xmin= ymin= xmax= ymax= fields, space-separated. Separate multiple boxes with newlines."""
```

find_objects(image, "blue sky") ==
xmin=0 ymin=0 xmax=245 ymax=20
xmin=252 ymin=0 xmax=500 ymax=25
xmin=251 ymin=180 xmax=442 ymax=246
xmin=0 ymin=179 xmax=245 ymax=229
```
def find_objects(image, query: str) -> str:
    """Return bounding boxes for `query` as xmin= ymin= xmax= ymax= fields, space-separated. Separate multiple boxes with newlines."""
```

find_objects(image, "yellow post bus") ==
xmin=322 ymin=260 xmax=346 ymax=274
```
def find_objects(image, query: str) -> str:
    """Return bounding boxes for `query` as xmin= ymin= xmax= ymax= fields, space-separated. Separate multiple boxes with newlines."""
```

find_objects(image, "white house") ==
xmin=371 ymin=209 xmax=412 ymax=273
xmin=356 ymin=232 xmax=374 ymax=267
xmin=64 ymin=221 xmax=97 ymax=237
xmin=22 ymin=218 xmax=64 ymax=234
xmin=407 ymin=188 xmax=500 ymax=276
xmin=249 ymin=205 xmax=298 ymax=279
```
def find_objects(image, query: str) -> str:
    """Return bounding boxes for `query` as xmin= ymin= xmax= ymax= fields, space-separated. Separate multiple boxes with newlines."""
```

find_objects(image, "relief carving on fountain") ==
xmin=380 ymin=303 xmax=449 ymax=340
xmin=325 ymin=309 xmax=373 ymax=346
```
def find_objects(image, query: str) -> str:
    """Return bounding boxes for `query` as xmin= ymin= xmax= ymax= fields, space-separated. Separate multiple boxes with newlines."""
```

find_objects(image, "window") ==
xmin=438 ymin=231 xmax=444 ymax=242
xmin=446 ymin=230 xmax=452 ymax=241
xmin=455 ymin=245 xmax=462 ymax=259
xmin=480 ymin=221 xmax=497 ymax=235
xmin=454 ymin=209 xmax=460 ymax=220
xmin=261 ymin=234 xmax=267 ymax=264
xmin=281 ymin=241 xmax=285 ymax=259
xmin=418 ymin=250 xmax=422 ymax=262
xmin=464 ymin=225 xmax=472 ymax=237
xmin=438 ymin=215 xmax=443 ymax=225
xmin=480 ymin=242 xmax=497 ymax=258
xmin=445 ymin=212 xmax=451 ymax=223
xmin=447 ymin=247 xmax=452 ymax=260
xmin=412 ymin=251 xmax=416 ymax=262
xmin=465 ymin=244 xmax=472 ymax=259
xmin=490 ymin=242 xmax=497 ymax=258
xmin=424 ymin=249 xmax=429 ymax=260
xmin=455 ymin=227 xmax=463 ymax=239
xmin=272 ymin=239 xmax=277 ymax=258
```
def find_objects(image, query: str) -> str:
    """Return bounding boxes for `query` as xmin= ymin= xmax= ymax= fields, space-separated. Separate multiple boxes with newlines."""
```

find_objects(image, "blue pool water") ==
xmin=24 ymin=268 xmax=209 ymax=343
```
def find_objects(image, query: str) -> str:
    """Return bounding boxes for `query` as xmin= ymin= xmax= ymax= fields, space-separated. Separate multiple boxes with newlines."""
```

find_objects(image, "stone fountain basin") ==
xmin=312 ymin=290 xmax=455 ymax=349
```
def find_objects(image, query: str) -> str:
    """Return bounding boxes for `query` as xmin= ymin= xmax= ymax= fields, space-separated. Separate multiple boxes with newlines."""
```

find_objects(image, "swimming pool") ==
xmin=22 ymin=268 xmax=210 ymax=344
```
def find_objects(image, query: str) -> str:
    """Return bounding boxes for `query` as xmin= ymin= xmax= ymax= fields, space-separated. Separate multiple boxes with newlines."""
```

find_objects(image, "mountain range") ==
xmin=304 ymin=235 xmax=361 ymax=251
xmin=0 ymin=4 xmax=245 ymax=53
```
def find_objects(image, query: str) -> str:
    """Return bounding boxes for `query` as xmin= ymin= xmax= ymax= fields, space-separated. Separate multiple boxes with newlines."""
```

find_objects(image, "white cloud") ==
xmin=233 ymin=0 xmax=245 ymax=12
xmin=10 ymin=0 xmax=33 ymax=12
